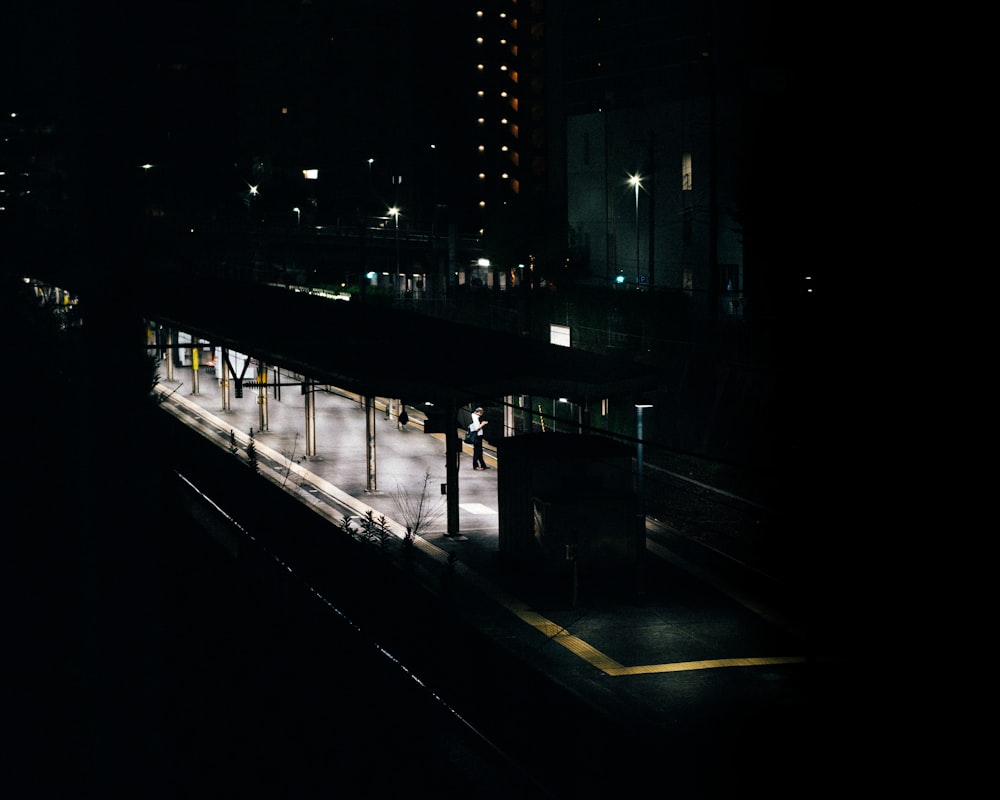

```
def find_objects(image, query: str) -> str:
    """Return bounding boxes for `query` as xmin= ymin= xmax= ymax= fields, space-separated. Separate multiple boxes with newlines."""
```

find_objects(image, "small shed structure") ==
xmin=496 ymin=433 xmax=641 ymax=577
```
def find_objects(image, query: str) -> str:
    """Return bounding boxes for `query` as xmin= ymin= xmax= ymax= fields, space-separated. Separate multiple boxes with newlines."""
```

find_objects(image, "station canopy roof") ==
xmin=145 ymin=276 xmax=667 ymax=406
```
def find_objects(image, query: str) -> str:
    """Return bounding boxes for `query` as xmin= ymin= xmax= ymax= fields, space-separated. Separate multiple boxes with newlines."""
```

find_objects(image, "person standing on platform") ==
xmin=470 ymin=406 xmax=489 ymax=470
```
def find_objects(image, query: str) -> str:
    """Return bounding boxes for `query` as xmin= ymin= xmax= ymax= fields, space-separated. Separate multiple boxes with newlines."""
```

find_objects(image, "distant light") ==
xmin=477 ymin=258 xmax=490 ymax=267
xmin=140 ymin=163 xmax=154 ymax=171
xmin=615 ymin=274 xmax=625 ymax=284
xmin=302 ymin=168 xmax=318 ymax=180
xmin=365 ymin=271 xmax=377 ymax=280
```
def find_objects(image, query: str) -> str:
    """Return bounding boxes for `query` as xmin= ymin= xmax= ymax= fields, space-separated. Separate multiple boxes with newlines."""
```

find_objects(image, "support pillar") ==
xmin=445 ymin=396 xmax=460 ymax=537
xmin=164 ymin=329 xmax=174 ymax=383
xmin=304 ymin=379 xmax=317 ymax=458
xmin=257 ymin=361 xmax=269 ymax=431
xmin=190 ymin=341 xmax=200 ymax=396
xmin=365 ymin=394 xmax=377 ymax=493
xmin=220 ymin=347 xmax=231 ymax=411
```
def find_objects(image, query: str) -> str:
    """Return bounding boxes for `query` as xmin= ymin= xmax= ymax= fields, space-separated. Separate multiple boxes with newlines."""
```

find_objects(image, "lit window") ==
xmin=682 ymin=153 xmax=692 ymax=191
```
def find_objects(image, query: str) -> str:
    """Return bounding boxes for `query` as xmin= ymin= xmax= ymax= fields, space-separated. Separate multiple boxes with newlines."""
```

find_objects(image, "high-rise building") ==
xmin=470 ymin=2 xmax=549 ymax=232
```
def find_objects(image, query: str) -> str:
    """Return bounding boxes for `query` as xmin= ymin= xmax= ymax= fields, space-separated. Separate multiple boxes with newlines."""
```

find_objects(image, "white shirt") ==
xmin=470 ymin=411 xmax=485 ymax=436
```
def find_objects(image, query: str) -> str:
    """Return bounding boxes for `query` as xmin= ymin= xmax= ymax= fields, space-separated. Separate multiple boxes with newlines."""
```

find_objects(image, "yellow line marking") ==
xmin=505 ymin=602 xmax=813 ymax=676
xmin=605 ymin=656 xmax=812 ymax=676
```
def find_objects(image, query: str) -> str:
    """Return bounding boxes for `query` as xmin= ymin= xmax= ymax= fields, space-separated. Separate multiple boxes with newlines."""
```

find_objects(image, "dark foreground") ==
xmin=3 ymin=277 xmax=874 ymax=797
xmin=3 ymin=277 xmax=559 ymax=796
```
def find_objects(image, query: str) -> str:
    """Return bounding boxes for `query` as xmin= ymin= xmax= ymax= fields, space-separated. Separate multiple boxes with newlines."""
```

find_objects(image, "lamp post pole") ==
xmin=628 ymin=173 xmax=642 ymax=287
xmin=635 ymin=402 xmax=652 ymax=595
xmin=367 ymin=158 xmax=374 ymax=218
xmin=389 ymin=206 xmax=401 ymax=296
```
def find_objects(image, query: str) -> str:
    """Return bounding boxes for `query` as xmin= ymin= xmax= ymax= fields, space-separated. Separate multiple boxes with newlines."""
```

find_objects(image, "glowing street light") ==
xmin=292 ymin=206 xmax=300 ymax=225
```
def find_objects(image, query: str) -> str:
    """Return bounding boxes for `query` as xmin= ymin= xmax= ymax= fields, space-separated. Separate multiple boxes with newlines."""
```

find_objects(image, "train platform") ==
xmin=154 ymin=363 xmax=863 ymax=793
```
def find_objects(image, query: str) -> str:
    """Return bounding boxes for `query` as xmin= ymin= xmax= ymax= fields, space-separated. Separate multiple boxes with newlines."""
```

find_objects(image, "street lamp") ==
xmin=627 ymin=172 xmax=642 ymax=287
xmin=292 ymin=206 xmax=300 ymax=225
xmin=388 ymin=206 xmax=401 ymax=294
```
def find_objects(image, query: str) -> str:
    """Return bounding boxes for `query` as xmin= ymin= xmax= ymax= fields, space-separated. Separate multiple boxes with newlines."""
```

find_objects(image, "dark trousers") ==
xmin=472 ymin=436 xmax=486 ymax=468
